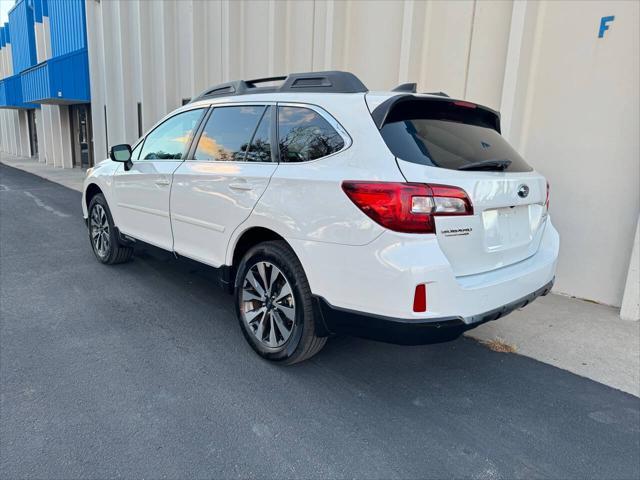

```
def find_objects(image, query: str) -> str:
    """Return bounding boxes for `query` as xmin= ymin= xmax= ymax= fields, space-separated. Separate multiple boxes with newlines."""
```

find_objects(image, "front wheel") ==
xmin=88 ymin=193 xmax=134 ymax=265
xmin=235 ymin=240 xmax=327 ymax=365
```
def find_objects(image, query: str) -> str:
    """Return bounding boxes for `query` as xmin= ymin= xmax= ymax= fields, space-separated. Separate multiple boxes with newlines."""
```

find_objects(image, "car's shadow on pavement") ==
xmin=126 ymin=243 xmax=640 ymax=478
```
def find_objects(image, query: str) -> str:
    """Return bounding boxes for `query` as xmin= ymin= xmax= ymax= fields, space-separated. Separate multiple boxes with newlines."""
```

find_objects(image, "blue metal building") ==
xmin=0 ymin=0 xmax=92 ymax=167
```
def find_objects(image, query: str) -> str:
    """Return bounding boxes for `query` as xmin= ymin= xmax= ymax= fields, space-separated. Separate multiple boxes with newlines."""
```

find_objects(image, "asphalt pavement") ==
xmin=1 ymin=164 xmax=639 ymax=479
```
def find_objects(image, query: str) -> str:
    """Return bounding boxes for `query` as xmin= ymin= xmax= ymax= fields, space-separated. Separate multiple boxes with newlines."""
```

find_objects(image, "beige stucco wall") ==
xmin=507 ymin=0 xmax=639 ymax=306
xmin=84 ymin=0 xmax=639 ymax=308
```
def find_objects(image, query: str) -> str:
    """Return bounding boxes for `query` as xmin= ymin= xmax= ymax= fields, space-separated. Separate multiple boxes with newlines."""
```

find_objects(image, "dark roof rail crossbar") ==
xmin=246 ymin=75 xmax=287 ymax=87
xmin=392 ymin=82 xmax=417 ymax=93
xmin=191 ymin=71 xmax=368 ymax=102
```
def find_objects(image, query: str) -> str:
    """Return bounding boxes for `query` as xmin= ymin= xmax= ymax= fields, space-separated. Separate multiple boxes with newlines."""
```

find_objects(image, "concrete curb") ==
xmin=466 ymin=293 xmax=639 ymax=397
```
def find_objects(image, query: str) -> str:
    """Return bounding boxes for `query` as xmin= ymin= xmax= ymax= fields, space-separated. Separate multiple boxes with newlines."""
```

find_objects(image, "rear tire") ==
xmin=235 ymin=240 xmax=327 ymax=365
xmin=88 ymin=193 xmax=134 ymax=265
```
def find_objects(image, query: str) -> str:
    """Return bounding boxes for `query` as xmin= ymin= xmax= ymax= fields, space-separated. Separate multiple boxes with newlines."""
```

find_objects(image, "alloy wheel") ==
xmin=90 ymin=204 xmax=110 ymax=258
xmin=240 ymin=261 xmax=295 ymax=348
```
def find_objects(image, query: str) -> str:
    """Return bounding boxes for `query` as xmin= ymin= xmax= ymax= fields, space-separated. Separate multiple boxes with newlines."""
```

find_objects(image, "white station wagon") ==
xmin=83 ymin=71 xmax=558 ymax=364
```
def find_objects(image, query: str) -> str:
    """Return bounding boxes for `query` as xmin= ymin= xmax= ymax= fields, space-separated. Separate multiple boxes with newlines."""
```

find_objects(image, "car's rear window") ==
xmin=379 ymin=100 xmax=532 ymax=172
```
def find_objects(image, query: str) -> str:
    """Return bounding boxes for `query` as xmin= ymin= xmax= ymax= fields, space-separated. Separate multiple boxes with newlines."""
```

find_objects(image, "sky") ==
xmin=0 ymin=0 xmax=13 ymax=25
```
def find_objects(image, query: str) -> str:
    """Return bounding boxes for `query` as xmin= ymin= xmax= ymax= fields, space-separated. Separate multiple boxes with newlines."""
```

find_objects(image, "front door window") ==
xmin=138 ymin=109 xmax=205 ymax=161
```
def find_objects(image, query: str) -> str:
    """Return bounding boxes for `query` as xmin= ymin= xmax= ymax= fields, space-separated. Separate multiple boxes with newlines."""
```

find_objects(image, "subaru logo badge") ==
xmin=517 ymin=184 xmax=529 ymax=198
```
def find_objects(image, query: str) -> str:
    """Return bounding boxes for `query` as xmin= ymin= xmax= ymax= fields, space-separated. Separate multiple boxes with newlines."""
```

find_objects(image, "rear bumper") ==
xmin=290 ymin=218 xmax=559 ymax=321
xmin=315 ymin=278 xmax=554 ymax=345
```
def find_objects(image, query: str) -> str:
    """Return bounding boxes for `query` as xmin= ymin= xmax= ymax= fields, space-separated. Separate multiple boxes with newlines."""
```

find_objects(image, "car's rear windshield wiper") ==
xmin=457 ymin=159 xmax=512 ymax=171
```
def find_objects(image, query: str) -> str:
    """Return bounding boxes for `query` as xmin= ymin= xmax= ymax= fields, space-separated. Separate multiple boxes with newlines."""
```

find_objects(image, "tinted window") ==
xmin=278 ymin=107 xmax=344 ymax=162
xmin=245 ymin=107 xmax=272 ymax=162
xmin=139 ymin=109 xmax=204 ymax=160
xmin=380 ymin=101 xmax=531 ymax=172
xmin=130 ymin=140 xmax=143 ymax=160
xmin=194 ymin=106 xmax=265 ymax=161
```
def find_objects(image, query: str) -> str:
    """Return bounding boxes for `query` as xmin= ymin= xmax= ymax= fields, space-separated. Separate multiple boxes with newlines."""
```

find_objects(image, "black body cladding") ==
xmin=313 ymin=279 xmax=554 ymax=345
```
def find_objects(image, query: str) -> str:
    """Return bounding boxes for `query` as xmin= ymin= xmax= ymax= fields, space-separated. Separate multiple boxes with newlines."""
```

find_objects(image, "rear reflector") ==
xmin=413 ymin=284 xmax=427 ymax=312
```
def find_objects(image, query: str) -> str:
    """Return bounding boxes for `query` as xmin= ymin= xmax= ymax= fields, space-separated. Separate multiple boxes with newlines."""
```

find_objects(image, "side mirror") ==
xmin=109 ymin=144 xmax=132 ymax=162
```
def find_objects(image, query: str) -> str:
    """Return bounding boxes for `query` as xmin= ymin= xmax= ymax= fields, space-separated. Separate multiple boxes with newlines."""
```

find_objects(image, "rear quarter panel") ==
xmin=226 ymin=95 xmax=406 ymax=265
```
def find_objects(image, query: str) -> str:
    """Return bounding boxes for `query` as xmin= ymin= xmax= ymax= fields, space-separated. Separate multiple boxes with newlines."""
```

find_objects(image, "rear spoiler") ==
xmin=370 ymin=94 xmax=501 ymax=133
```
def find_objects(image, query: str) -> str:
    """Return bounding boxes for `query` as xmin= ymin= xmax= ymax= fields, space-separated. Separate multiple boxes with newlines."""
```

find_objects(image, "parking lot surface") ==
xmin=1 ymin=164 xmax=638 ymax=479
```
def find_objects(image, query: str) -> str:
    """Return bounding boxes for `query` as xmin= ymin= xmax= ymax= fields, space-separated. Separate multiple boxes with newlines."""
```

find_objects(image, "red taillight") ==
xmin=341 ymin=182 xmax=473 ymax=234
xmin=413 ymin=284 xmax=427 ymax=312
xmin=545 ymin=181 xmax=550 ymax=211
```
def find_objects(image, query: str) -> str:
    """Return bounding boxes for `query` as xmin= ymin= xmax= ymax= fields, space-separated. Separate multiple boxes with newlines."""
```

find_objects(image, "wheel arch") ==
xmin=229 ymin=226 xmax=286 ymax=269
xmin=226 ymin=225 xmax=332 ymax=340
xmin=84 ymin=181 xmax=126 ymax=241
xmin=85 ymin=183 xmax=103 ymax=211
xmin=223 ymin=226 xmax=302 ymax=291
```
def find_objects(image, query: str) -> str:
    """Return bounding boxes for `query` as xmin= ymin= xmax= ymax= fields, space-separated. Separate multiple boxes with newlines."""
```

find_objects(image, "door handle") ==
xmin=229 ymin=182 xmax=253 ymax=191
xmin=155 ymin=179 xmax=170 ymax=187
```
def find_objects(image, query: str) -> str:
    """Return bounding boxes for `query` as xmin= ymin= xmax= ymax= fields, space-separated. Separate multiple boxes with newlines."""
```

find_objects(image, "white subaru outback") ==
xmin=83 ymin=71 xmax=558 ymax=364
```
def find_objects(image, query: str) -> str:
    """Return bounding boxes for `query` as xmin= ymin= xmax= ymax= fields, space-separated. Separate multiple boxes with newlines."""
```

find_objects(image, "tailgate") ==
xmin=398 ymin=160 xmax=548 ymax=276
xmin=371 ymin=93 xmax=549 ymax=277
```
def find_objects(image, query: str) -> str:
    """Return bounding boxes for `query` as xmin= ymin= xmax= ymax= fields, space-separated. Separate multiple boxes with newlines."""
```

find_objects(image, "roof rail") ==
xmin=191 ymin=71 xmax=368 ymax=102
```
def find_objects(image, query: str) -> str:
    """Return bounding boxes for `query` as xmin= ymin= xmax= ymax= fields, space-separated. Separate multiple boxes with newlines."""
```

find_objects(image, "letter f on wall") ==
xmin=599 ymin=16 xmax=615 ymax=38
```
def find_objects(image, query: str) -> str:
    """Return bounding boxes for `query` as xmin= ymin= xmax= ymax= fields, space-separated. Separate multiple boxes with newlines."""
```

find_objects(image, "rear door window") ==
xmin=278 ymin=106 xmax=344 ymax=162
xmin=380 ymin=100 xmax=532 ymax=172
xmin=194 ymin=106 xmax=267 ymax=162
xmin=245 ymin=107 xmax=272 ymax=162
